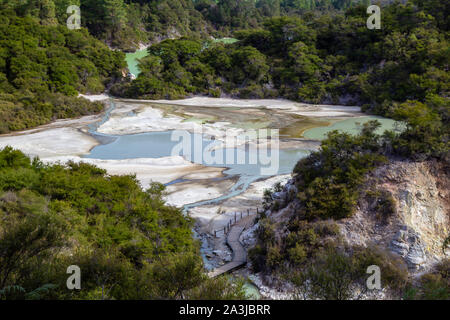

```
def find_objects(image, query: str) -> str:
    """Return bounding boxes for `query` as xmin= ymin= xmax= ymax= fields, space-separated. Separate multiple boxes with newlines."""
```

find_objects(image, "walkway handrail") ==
xmin=208 ymin=214 xmax=257 ymax=278
xmin=213 ymin=207 xmax=260 ymax=237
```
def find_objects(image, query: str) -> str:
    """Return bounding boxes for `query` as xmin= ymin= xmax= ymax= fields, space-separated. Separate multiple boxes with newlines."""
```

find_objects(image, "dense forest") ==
xmin=0 ymin=2 xmax=126 ymax=133
xmin=0 ymin=147 xmax=247 ymax=299
xmin=0 ymin=0 xmax=380 ymax=133
xmin=9 ymin=0 xmax=376 ymax=51
xmin=64 ymin=0 xmax=377 ymax=50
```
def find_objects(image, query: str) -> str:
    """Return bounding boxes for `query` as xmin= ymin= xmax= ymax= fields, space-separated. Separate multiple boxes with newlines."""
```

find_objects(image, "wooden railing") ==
xmin=213 ymin=207 xmax=260 ymax=237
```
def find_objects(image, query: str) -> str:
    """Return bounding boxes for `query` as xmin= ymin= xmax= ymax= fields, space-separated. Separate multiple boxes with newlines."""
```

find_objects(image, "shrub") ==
xmin=255 ymin=218 xmax=276 ymax=244
xmin=248 ymin=245 xmax=267 ymax=273
xmin=352 ymin=245 xmax=409 ymax=292
xmin=366 ymin=189 xmax=397 ymax=222
xmin=266 ymin=245 xmax=283 ymax=270
xmin=405 ymin=259 xmax=450 ymax=300
xmin=288 ymin=243 xmax=307 ymax=265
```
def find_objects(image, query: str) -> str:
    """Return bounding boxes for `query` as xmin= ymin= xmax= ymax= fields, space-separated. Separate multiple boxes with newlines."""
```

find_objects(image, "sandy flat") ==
xmin=165 ymin=178 xmax=237 ymax=208
xmin=0 ymin=127 xmax=99 ymax=158
xmin=123 ymin=97 xmax=361 ymax=114
xmin=97 ymin=103 xmax=253 ymax=147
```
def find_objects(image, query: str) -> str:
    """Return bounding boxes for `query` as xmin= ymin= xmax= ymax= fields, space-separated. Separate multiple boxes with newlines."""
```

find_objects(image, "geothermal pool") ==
xmin=303 ymin=116 xmax=402 ymax=140
xmin=82 ymin=99 xmax=400 ymax=212
xmin=125 ymin=48 xmax=148 ymax=77
xmin=84 ymin=130 xmax=309 ymax=178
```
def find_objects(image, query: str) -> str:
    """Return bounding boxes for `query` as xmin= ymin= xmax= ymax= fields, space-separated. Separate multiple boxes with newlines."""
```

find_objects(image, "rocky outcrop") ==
xmin=245 ymin=159 xmax=448 ymax=299
xmin=390 ymin=226 xmax=427 ymax=269
xmin=338 ymin=160 xmax=449 ymax=273
xmin=269 ymin=178 xmax=298 ymax=209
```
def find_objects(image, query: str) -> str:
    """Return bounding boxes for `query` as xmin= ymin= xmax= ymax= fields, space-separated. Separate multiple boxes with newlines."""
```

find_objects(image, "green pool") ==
xmin=125 ymin=48 xmax=149 ymax=77
xmin=125 ymin=38 xmax=238 ymax=77
xmin=303 ymin=116 xmax=404 ymax=140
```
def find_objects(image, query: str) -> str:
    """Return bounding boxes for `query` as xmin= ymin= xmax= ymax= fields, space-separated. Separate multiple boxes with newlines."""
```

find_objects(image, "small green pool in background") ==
xmin=125 ymin=49 xmax=149 ymax=77
xmin=125 ymin=38 xmax=238 ymax=77
xmin=303 ymin=116 xmax=404 ymax=140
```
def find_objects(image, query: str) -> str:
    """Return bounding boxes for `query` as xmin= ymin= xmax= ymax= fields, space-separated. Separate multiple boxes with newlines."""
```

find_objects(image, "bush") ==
xmin=288 ymin=243 xmax=307 ymax=265
xmin=352 ymin=245 xmax=409 ymax=292
xmin=248 ymin=245 xmax=267 ymax=273
xmin=0 ymin=148 xmax=212 ymax=300
xmin=266 ymin=245 xmax=283 ymax=270
xmin=293 ymin=122 xmax=387 ymax=220
xmin=301 ymin=247 xmax=358 ymax=300
xmin=255 ymin=218 xmax=276 ymax=244
xmin=404 ymin=259 xmax=450 ymax=300
xmin=366 ymin=189 xmax=397 ymax=222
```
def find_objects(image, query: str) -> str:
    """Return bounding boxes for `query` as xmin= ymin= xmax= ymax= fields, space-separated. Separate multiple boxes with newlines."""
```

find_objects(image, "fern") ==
xmin=0 ymin=285 xmax=26 ymax=298
xmin=25 ymin=284 xmax=57 ymax=300
xmin=0 ymin=284 xmax=56 ymax=300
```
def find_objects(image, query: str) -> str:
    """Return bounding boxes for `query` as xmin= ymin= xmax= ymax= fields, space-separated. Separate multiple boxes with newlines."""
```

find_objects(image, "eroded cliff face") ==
xmin=248 ymin=160 xmax=449 ymax=279
xmin=244 ymin=159 xmax=449 ymax=299
xmin=337 ymin=160 xmax=449 ymax=274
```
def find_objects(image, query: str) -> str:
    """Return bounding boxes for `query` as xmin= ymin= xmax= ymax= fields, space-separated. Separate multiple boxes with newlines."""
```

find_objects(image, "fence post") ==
xmin=256 ymin=207 xmax=259 ymax=215
xmin=214 ymin=230 xmax=216 ymax=237
xmin=234 ymin=212 xmax=237 ymax=223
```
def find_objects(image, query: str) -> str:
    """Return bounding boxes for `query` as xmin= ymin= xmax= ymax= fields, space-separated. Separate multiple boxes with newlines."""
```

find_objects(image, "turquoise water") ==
xmin=125 ymin=49 xmax=149 ymax=77
xmin=85 ymin=131 xmax=309 ymax=179
xmin=84 ymin=129 xmax=309 ymax=214
xmin=243 ymin=281 xmax=261 ymax=300
xmin=303 ymin=116 xmax=403 ymax=140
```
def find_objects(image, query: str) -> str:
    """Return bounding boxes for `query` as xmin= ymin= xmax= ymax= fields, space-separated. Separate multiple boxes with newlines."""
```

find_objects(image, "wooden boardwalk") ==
xmin=208 ymin=215 xmax=255 ymax=278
